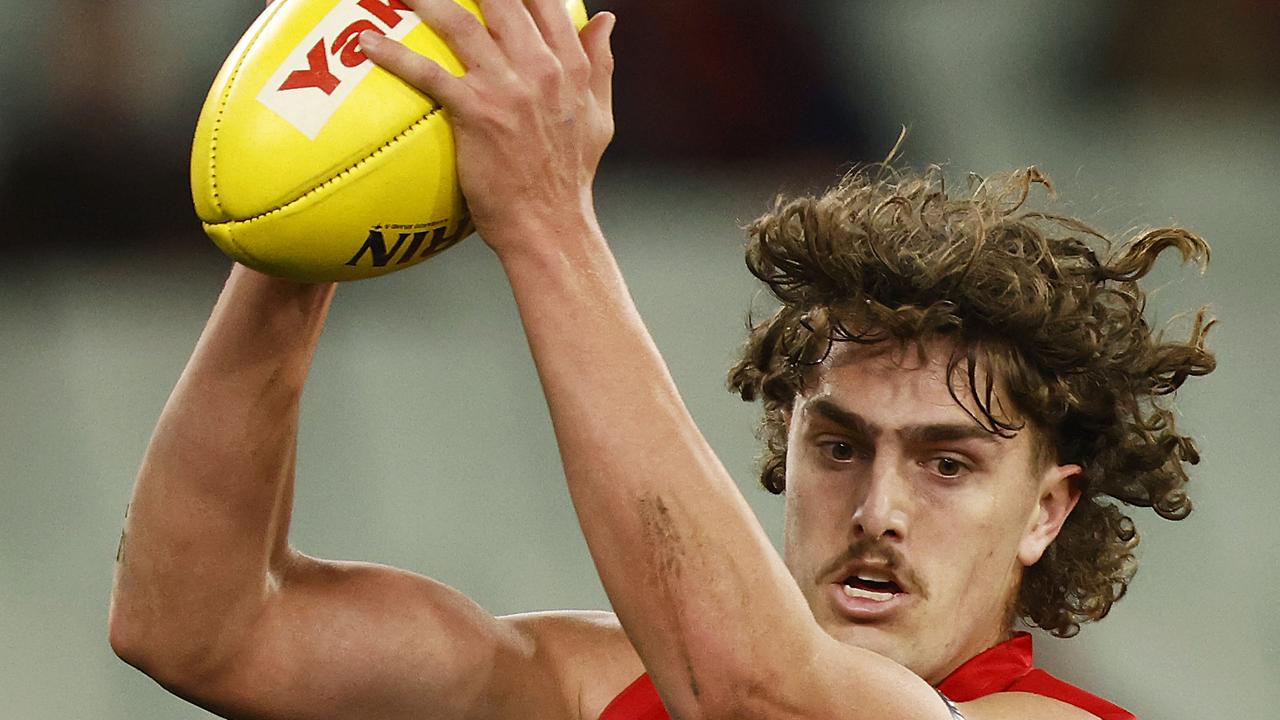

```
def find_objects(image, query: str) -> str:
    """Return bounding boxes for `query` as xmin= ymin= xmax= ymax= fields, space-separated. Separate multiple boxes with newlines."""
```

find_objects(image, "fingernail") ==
xmin=359 ymin=29 xmax=384 ymax=48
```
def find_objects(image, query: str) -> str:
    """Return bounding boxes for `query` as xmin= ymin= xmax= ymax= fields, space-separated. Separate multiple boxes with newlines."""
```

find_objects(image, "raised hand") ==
xmin=359 ymin=0 xmax=616 ymax=258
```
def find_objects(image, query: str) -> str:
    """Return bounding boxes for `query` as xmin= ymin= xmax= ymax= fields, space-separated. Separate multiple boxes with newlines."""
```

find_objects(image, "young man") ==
xmin=108 ymin=1 xmax=1214 ymax=719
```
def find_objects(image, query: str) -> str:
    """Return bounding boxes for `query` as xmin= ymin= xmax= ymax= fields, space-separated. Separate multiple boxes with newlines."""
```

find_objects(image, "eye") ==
xmin=819 ymin=441 xmax=856 ymax=463
xmin=929 ymin=456 xmax=969 ymax=478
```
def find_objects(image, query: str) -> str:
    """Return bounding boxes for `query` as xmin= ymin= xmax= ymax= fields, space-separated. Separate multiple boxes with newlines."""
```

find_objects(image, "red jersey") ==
xmin=598 ymin=633 xmax=1134 ymax=720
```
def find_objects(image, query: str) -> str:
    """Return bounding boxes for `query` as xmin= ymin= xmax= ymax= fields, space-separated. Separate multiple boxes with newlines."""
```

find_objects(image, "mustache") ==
xmin=817 ymin=537 xmax=926 ymax=598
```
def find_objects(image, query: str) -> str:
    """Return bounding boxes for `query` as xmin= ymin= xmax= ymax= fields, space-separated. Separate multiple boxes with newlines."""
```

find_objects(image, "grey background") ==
xmin=2 ymin=1 xmax=1278 ymax=718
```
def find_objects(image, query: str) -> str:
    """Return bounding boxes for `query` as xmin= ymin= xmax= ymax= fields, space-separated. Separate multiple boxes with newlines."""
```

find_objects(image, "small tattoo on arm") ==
xmin=115 ymin=503 xmax=130 ymax=563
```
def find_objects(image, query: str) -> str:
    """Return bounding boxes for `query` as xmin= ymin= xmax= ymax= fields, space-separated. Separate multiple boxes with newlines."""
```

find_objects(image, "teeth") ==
xmin=855 ymin=570 xmax=894 ymax=583
xmin=843 ymin=583 xmax=895 ymax=602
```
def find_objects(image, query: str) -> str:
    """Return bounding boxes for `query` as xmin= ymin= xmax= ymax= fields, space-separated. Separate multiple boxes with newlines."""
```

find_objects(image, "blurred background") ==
xmin=2 ymin=0 xmax=1278 ymax=717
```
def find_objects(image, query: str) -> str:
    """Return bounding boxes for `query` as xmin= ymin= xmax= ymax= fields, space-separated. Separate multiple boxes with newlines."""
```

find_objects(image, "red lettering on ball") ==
xmin=279 ymin=40 xmax=340 ymax=95
xmin=357 ymin=0 xmax=413 ymax=28
xmin=333 ymin=20 xmax=381 ymax=68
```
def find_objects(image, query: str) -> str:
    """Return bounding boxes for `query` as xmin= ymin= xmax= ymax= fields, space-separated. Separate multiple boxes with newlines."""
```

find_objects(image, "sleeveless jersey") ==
xmin=598 ymin=632 xmax=1135 ymax=720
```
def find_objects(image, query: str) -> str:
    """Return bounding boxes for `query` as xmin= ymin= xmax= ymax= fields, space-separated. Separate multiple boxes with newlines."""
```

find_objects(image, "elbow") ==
xmin=107 ymin=592 xmax=150 ymax=669
xmin=107 ymin=606 xmax=174 ymax=682
xmin=107 ymin=598 xmax=223 ymax=691
xmin=107 ymin=620 xmax=144 ymax=670
xmin=109 ymin=618 xmax=225 ymax=699
xmin=109 ymin=617 xmax=179 ymax=692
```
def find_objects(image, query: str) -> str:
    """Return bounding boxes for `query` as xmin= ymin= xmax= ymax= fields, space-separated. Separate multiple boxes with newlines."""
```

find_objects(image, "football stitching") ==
xmin=206 ymin=104 xmax=445 ymax=228
xmin=209 ymin=0 xmax=291 ymax=217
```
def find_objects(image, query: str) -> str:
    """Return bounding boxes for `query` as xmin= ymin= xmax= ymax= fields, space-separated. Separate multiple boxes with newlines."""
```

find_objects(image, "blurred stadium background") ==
xmin=2 ymin=0 xmax=1278 ymax=717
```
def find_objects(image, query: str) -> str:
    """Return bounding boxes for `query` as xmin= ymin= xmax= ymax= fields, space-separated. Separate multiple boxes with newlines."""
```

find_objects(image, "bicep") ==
xmin=958 ymin=692 xmax=1102 ymax=720
xmin=797 ymin=662 xmax=1097 ymax=720
xmin=690 ymin=631 xmax=1094 ymax=720
xmin=164 ymin=554 xmax=571 ymax=720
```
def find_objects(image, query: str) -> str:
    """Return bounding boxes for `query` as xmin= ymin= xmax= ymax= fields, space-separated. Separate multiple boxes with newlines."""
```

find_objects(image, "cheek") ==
xmin=781 ymin=474 xmax=823 ymax=570
xmin=781 ymin=464 xmax=850 ymax=575
xmin=918 ymin=496 xmax=1026 ymax=598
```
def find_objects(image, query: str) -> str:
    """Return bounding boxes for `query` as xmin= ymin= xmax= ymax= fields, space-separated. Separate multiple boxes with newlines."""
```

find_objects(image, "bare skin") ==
xmin=782 ymin=342 xmax=1083 ymax=686
xmin=111 ymin=1 xmax=1100 ymax=719
xmin=108 ymin=262 xmax=641 ymax=720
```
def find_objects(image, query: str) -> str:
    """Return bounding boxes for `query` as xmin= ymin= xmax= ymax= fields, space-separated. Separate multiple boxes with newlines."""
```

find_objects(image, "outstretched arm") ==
xmin=111 ymin=2 xmax=646 ymax=718
xmin=110 ymin=264 xmax=336 ymax=674
xmin=110 ymin=265 xmax=605 ymax=720
xmin=363 ymin=3 xmax=1088 ymax=720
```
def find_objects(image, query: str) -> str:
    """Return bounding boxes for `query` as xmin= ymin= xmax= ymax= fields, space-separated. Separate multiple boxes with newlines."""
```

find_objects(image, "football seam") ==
xmin=208 ymin=0 xmax=291 ymax=218
xmin=206 ymin=105 xmax=444 ymax=228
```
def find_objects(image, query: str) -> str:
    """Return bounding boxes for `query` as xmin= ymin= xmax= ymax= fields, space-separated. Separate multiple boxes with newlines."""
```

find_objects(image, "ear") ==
xmin=1017 ymin=463 xmax=1082 ymax=566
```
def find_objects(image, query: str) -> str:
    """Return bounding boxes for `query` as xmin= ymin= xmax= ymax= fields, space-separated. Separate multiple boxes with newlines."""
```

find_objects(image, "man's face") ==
xmin=781 ymin=340 xmax=1078 ymax=684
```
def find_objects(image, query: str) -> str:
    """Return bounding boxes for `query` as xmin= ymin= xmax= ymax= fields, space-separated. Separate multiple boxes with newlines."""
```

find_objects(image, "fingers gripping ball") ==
xmin=192 ymin=0 xmax=589 ymax=282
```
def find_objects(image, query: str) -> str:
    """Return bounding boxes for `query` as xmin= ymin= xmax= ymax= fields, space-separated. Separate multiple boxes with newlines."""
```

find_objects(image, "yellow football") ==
xmin=192 ymin=0 xmax=588 ymax=282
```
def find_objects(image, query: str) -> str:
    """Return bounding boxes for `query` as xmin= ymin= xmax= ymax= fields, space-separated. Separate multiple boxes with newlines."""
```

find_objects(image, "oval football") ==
xmin=192 ymin=0 xmax=589 ymax=282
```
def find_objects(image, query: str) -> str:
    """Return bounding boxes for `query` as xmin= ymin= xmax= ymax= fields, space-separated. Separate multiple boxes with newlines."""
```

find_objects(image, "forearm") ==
xmin=109 ymin=264 xmax=335 ymax=672
xmin=497 ymin=221 xmax=818 ymax=715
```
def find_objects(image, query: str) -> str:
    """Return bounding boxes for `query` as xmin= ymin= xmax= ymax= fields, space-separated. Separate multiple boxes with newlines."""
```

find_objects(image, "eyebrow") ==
xmin=805 ymin=398 xmax=1001 ymax=446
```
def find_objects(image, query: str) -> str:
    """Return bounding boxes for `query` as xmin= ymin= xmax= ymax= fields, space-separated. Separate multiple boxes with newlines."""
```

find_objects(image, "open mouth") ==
xmin=841 ymin=573 xmax=903 ymax=602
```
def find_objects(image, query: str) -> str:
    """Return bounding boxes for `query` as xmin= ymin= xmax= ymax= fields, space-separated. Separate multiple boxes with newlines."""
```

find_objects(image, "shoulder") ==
xmin=503 ymin=610 xmax=644 ymax=720
xmin=959 ymin=691 xmax=1105 ymax=720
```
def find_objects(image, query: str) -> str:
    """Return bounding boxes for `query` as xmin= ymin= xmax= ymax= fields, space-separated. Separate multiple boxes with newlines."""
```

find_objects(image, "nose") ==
xmin=850 ymin=456 xmax=909 ymax=541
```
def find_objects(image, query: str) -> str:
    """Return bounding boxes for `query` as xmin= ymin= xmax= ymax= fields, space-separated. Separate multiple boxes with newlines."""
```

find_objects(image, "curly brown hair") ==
xmin=727 ymin=165 xmax=1215 ymax=638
